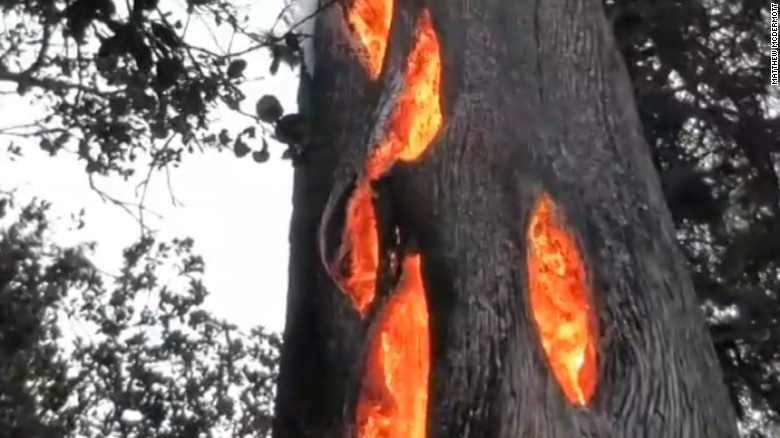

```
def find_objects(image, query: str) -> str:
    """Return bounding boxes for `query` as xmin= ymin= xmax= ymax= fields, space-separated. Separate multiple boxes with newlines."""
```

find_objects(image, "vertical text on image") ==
xmin=772 ymin=2 xmax=778 ymax=85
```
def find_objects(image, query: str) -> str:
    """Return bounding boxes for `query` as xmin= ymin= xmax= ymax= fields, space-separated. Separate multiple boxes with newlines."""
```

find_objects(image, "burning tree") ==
xmin=274 ymin=0 xmax=740 ymax=436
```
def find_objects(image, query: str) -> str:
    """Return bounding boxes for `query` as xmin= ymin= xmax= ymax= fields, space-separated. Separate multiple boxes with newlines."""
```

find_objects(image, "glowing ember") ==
xmin=340 ymin=182 xmax=379 ymax=314
xmin=335 ymin=7 xmax=440 ymax=438
xmin=336 ymin=10 xmax=442 ymax=315
xmin=365 ymin=10 xmax=442 ymax=170
xmin=526 ymin=193 xmax=597 ymax=406
xmin=347 ymin=0 xmax=393 ymax=78
xmin=355 ymin=254 xmax=429 ymax=438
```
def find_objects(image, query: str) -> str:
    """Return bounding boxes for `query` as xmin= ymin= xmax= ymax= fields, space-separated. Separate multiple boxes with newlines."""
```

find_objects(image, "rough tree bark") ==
xmin=273 ymin=0 xmax=740 ymax=436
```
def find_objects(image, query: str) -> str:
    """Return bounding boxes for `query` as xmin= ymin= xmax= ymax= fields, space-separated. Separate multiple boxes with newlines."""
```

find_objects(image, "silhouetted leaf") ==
xmin=233 ymin=137 xmax=251 ymax=158
xmin=269 ymin=56 xmax=281 ymax=75
xmin=252 ymin=140 xmax=269 ymax=163
xmin=274 ymin=113 xmax=307 ymax=145
xmin=151 ymin=22 xmax=182 ymax=48
xmin=256 ymin=95 xmax=283 ymax=123
xmin=242 ymin=126 xmax=256 ymax=138
xmin=227 ymin=59 xmax=247 ymax=79
xmin=135 ymin=0 xmax=158 ymax=12
xmin=155 ymin=58 xmax=183 ymax=88
xmin=218 ymin=129 xmax=231 ymax=145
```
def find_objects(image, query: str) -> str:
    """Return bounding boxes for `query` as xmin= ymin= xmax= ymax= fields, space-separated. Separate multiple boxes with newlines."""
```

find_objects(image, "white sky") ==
xmin=0 ymin=0 xmax=296 ymax=332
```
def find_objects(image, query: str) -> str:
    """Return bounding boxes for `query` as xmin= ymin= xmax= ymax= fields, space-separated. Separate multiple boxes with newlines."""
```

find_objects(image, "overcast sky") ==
xmin=0 ymin=0 xmax=296 ymax=333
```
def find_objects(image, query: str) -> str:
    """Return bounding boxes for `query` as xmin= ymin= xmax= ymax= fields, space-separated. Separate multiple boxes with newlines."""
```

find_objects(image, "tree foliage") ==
xmin=0 ymin=194 xmax=279 ymax=437
xmin=608 ymin=0 xmax=779 ymax=432
xmin=0 ymin=0 xmax=308 ymax=180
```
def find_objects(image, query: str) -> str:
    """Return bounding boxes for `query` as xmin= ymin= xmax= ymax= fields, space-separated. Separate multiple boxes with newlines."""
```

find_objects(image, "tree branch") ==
xmin=20 ymin=4 xmax=56 ymax=77
xmin=0 ymin=70 xmax=116 ymax=97
xmin=89 ymin=174 xmax=160 ymax=236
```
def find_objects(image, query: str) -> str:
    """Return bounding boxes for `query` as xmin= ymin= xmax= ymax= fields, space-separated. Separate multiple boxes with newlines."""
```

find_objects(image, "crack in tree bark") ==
xmin=533 ymin=0 xmax=545 ymax=105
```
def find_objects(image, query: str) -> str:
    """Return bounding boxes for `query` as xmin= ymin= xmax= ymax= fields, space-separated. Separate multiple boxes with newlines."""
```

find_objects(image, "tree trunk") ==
xmin=273 ymin=0 xmax=739 ymax=436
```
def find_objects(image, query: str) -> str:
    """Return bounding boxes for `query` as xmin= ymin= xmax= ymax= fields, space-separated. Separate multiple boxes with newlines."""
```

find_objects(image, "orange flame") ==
xmin=334 ymin=6 xmax=440 ymax=438
xmin=337 ymin=10 xmax=441 ymax=315
xmin=355 ymin=255 xmax=429 ymax=438
xmin=347 ymin=0 xmax=393 ymax=78
xmin=526 ymin=193 xmax=597 ymax=406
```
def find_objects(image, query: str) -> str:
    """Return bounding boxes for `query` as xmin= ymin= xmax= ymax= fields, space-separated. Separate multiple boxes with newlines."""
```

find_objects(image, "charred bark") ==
xmin=272 ymin=3 xmax=368 ymax=436
xmin=274 ymin=0 xmax=739 ymax=436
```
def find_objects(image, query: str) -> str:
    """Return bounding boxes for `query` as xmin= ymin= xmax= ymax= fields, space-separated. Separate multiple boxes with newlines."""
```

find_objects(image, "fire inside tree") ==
xmin=274 ymin=0 xmax=740 ymax=436
xmin=332 ymin=7 xmax=439 ymax=438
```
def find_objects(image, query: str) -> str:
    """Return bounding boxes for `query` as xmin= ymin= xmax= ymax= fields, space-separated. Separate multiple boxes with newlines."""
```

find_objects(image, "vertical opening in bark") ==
xmin=355 ymin=254 xmax=429 ymax=438
xmin=328 ymin=8 xmax=441 ymax=438
xmin=335 ymin=10 xmax=442 ymax=316
xmin=526 ymin=193 xmax=598 ymax=406
xmin=346 ymin=0 xmax=393 ymax=78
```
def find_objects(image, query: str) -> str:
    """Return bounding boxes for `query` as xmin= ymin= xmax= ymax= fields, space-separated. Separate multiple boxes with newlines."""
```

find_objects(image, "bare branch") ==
xmin=135 ymin=134 xmax=180 ymax=225
xmin=0 ymin=70 xmax=117 ymax=97
xmin=89 ymin=174 xmax=160 ymax=236
xmin=20 ymin=4 xmax=56 ymax=77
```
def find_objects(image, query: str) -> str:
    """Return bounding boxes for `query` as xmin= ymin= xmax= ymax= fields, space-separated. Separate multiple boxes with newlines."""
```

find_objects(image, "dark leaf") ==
xmin=218 ymin=129 xmax=231 ymax=145
xmin=226 ymin=59 xmax=247 ymax=79
xmin=151 ymin=121 xmax=168 ymax=139
xmin=135 ymin=0 xmax=158 ymax=12
xmin=151 ymin=22 xmax=182 ymax=49
xmin=269 ymin=56 xmax=281 ymax=75
xmin=274 ymin=113 xmax=307 ymax=145
xmin=242 ymin=126 xmax=256 ymax=138
xmin=252 ymin=148 xmax=269 ymax=163
xmin=155 ymin=58 xmax=183 ymax=89
xmin=255 ymin=95 xmax=283 ymax=123
xmin=182 ymin=84 xmax=205 ymax=115
xmin=124 ymin=27 xmax=153 ymax=72
xmin=97 ymin=35 xmax=125 ymax=59
xmin=284 ymin=32 xmax=301 ymax=51
xmin=233 ymin=137 xmax=251 ymax=158
xmin=64 ymin=0 xmax=115 ymax=41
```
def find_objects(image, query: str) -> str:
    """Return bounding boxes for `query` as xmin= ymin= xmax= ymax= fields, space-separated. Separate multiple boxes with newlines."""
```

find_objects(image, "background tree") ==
xmin=609 ymin=0 xmax=780 ymax=432
xmin=0 ymin=0 xmax=306 ymax=190
xmin=0 ymin=1 xmax=299 ymax=435
xmin=0 ymin=191 xmax=280 ymax=437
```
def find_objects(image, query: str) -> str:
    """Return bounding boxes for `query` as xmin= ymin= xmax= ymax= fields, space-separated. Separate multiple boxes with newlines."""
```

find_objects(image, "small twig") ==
xmin=0 ymin=126 xmax=70 ymax=137
xmin=195 ymin=11 xmax=227 ymax=55
xmin=188 ymin=42 xmax=266 ymax=60
xmin=269 ymin=2 xmax=295 ymax=35
xmin=182 ymin=3 xmax=193 ymax=35
xmin=0 ymin=70 xmax=118 ymax=96
xmin=136 ymin=158 xmax=157 ymax=228
xmin=157 ymin=9 xmax=208 ymax=80
xmin=0 ymin=122 xmax=42 ymax=133
xmin=227 ymin=26 xmax=236 ymax=56
xmin=134 ymin=134 xmax=180 ymax=224
xmin=89 ymin=174 xmax=160 ymax=236
xmin=163 ymin=160 xmax=182 ymax=207
xmin=19 ymin=3 xmax=55 ymax=77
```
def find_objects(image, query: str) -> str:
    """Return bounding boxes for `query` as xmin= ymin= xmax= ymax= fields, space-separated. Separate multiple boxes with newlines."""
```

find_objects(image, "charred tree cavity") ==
xmin=275 ymin=0 xmax=430 ymax=436
xmin=275 ymin=0 xmax=740 ymax=436
xmin=525 ymin=192 xmax=598 ymax=408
